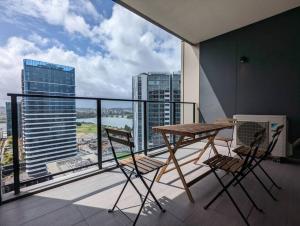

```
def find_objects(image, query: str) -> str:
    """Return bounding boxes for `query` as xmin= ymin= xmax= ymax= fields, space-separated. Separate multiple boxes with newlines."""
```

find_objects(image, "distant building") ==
xmin=22 ymin=59 xmax=77 ymax=177
xmin=46 ymin=154 xmax=97 ymax=175
xmin=5 ymin=102 xmax=22 ymax=137
xmin=132 ymin=72 xmax=181 ymax=150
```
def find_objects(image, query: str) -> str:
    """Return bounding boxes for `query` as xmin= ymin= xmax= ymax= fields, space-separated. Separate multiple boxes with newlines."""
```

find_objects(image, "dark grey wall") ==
xmin=200 ymin=7 xmax=300 ymax=143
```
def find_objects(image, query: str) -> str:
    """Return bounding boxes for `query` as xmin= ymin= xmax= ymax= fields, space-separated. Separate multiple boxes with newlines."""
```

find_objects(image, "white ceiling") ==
xmin=116 ymin=0 xmax=300 ymax=44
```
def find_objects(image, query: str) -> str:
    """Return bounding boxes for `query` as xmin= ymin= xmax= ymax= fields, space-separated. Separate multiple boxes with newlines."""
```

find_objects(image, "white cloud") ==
xmin=64 ymin=14 xmax=92 ymax=36
xmin=0 ymin=0 xmax=95 ymax=38
xmin=95 ymin=5 xmax=180 ymax=71
xmin=2 ymin=0 xmax=69 ymax=24
xmin=0 ymin=3 xmax=181 ymax=105
xmin=28 ymin=33 xmax=49 ymax=46
xmin=70 ymin=0 xmax=101 ymax=21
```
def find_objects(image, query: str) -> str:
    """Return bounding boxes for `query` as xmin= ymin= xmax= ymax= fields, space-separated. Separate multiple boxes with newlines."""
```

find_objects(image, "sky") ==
xmin=0 ymin=0 xmax=181 ymax=107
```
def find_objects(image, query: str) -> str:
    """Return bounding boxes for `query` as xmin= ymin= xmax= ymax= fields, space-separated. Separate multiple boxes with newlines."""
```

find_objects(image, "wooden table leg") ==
xmin=156 ymin=154 xmax=172 ymax=182
xmin=209 ymin=136 xmax=219 ymax=156
xmin=194 ymin=140 xmax=211 ymax=164
xmin=160 ymin=133 xmax=194 ymax=202
xmin=156 ymin=134 xmax=184 ymax=182
xmin=194 ymin=132 xmax=219 ymax=164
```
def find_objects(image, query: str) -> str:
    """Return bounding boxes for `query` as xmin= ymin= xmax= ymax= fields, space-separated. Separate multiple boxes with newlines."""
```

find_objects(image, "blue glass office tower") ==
xmin=132 ymin=72 xmax=181 ymax=150
xmin=22 ymin=59 xmax=77 ymax=177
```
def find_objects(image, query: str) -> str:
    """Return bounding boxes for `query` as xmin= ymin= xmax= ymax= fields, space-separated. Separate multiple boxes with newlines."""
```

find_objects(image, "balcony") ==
xmin=1 ymin=93 xmax=196 ymax=202
xmin=1 ymin=141 xmax=300 ymax=226
xmin=2 ymin=93 xmax=299 ymax=226
xmin=1 ymin=1 xmax=300 ymax=225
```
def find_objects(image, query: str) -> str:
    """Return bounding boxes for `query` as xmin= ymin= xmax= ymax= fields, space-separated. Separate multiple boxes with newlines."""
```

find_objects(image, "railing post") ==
xmin=11 ymin=95 xmax=20 ymax=194
xmin=172 ymin=102 xmax=176 ymax=125
xmin=172 ymin=102 xmax=176 ymax=144
xmin=96 ymin=99 xmax=102 ymax=169
xmin=193 ymin=103 xmax=196 ymax=123
xmin=0 ymin=162 xmax=2 ymax=204
xmin=143 ymin=101 xmax=148 ymax=155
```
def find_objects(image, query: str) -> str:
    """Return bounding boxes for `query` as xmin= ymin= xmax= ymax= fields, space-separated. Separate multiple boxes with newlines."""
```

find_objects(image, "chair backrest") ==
xmin=214 ymin=118 xmax=237 ymax=138
xmin=214 ymin=118 xmax=237 ymax=126
xmin=241 ymin=125 xmax=284 ymax=170
xmin=263 ymin=124 xmax=284 ymax=158
xmin=105 ymin=128 xmax=137 ymax=169
xmin=240 ymin=128 xmax=266 ymax=171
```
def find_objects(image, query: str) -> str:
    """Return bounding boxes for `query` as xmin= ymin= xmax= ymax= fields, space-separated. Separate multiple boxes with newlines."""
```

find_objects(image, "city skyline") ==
xmin=0 ymin=57 xmax=182 ymax=109
xmin=0 ymin=59 xmax=182 ymax=172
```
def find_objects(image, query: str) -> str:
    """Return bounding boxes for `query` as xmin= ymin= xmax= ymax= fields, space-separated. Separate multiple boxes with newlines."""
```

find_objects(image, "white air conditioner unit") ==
xmin=233 ymin=115 xmax=287 ymax=157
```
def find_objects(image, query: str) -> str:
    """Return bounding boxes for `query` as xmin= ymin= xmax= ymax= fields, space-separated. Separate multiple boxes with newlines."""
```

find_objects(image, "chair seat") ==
xmin=120 ymin=155 xmax=165 ymax=174
xmin=233 ymin=146 xmax=266 ymax=158
xmin=214 ymin=136 xmax=233 ymax=143
xmin=203 ymin=154 xmax=245 ymax=173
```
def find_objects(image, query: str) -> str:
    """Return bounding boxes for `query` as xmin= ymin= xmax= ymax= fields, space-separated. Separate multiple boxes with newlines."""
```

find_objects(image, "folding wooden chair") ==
xmin=213 ymin=118 xmax=237 ymax=156
xmin=106 ymin=128 xmax=166 ymax=225
xmin=203 ymin=129 xmax=265 ymax=226
xmin=232 ymin=125 xmax=284 ymax=201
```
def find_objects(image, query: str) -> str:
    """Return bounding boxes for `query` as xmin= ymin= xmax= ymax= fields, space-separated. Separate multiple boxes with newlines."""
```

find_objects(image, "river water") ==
xmin=77 ymin=117 xmax=132 ymax=128
xmin=0 ymin=123 xmax=6 ymax=131
xmin=0 ymin=117 xmax=132 ymax=131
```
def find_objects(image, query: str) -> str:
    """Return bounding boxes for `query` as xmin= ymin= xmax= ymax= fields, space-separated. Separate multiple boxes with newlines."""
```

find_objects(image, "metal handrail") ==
xmin=2 ymin=93 xmax=196 ymax=203
xmin=7 ymin=93 xmax=195 ymax=104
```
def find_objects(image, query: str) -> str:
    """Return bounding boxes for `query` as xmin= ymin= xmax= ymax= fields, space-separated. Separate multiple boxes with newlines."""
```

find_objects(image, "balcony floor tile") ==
xmin=1 ymin=142 xmax=300 ymax=226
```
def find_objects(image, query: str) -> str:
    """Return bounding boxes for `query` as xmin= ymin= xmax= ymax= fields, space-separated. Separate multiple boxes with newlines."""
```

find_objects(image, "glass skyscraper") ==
xmin=22 ymin=59 xmax=77 ymax=177
xmin=132 ymin=72 xmax=181 ymax=150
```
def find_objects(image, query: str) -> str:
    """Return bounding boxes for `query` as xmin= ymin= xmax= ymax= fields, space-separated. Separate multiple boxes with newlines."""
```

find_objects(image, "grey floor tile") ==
xmin=72 ymin=220 xmax=89 ymax=226
xmin=1 ymin=144 xmax=300 ymax=226
xmin=21 ymin=205 xmax=84 ymax=226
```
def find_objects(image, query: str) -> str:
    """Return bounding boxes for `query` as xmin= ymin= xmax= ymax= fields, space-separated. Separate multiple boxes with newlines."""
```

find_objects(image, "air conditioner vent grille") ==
xmin=236 ymin=121 xmax=269 ymax=149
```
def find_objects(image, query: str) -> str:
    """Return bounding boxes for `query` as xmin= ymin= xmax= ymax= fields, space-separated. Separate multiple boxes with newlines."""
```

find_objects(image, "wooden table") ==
xmin=153 ymin=123 xmax=233 ymax=202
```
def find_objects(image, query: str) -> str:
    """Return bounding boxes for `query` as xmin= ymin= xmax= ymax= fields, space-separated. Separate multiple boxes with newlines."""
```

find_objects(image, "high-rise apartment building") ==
xmin=22 ymin=59 xmax=77 ymax=177
xmin=132 ymin=72 xmax=181 ymax=150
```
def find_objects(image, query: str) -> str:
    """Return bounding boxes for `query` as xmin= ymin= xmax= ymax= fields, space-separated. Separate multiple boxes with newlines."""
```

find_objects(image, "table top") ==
xmin=153 ymin=123 xmax=232 ymax=138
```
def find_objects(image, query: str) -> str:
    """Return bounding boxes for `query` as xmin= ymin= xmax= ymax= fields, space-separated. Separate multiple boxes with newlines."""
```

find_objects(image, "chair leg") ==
xmin=207 ymin=170 xmax=250 ymax=226
xmin=227 ymin=142 xmax=232 ymax=156
xmin=121 ymin=168 xmax=143 ymax=199
xmin=203 ymin=171 xmax=241 ymax=211
xmin=234 ymin=159 xmax=282 ymax=190
xmin=255 ymin=160 xmax=282 ymax=189
xmin=232 ymin=173 xmax=263 ymax=213
xmin=133 ymin=170 xmax=160 ymax=226
xmin=250 ymin=169 xmax=278 ymax=201
xmin=108 ymin=170 xmax=133 ymax=212
xmin=204 ymin=172 xmax=237 ymax=209
xmin=204 ymin=184 xmax=228 ymax=210
xmin=208 ymin=148 xmax=212 ymax=159
xmin=232 ymin=155 xmax=246 ymax=187
xmin=140 ymin=175 xmax=165 ymax=212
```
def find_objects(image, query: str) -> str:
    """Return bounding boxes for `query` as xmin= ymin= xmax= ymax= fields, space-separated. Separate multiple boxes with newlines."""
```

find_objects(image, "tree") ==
xmin=124 ymin=125 xmax=131 ymax=132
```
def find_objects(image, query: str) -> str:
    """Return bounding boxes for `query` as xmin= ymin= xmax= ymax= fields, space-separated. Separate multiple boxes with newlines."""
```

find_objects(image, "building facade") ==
xmin=5 ymin=102 xmax=22 ymax=137
xmin=22 ymin=59 xmax=77 ymax=177
xmin=132 ymin=72 xmax=181 ymax=150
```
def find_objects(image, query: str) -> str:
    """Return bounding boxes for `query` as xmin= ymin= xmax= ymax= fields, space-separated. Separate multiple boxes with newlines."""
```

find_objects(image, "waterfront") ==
xmin=0 ymin=123 xmax=6 ymax=131
xmin=77 ymin=117 xmax=132 ymax=128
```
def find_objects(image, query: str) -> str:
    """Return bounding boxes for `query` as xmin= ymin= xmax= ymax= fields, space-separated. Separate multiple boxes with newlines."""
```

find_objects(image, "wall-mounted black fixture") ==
xmin=240 ymin=56 xmax=249 ymax=63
